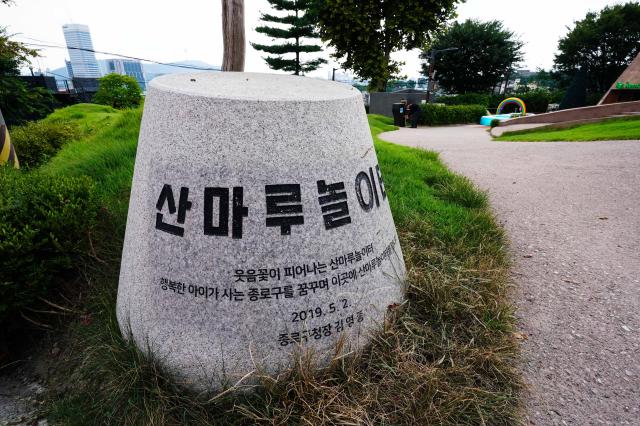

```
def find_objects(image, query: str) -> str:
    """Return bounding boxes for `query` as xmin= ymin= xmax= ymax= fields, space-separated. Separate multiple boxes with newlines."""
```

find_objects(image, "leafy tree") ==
xmin=527 ymin=68 xmax=561 ymax=90
xmin=559 ymin=69 xmax=588 ymax=110
xmin=422 ymin=19 xmax=524 ymax=94
xmin=554 ymin=2 xmax=640 ymax=93
xmin=93 ymin=73 xmax=142 ymax=109
xmin=0 ymin=28 xmax=57 ymax=126
xmin=251 ymin=0 xmax=326 ymax=75
xmin=386 ymin=79 xmax=416 ymax=92
xmin=311 ymin=0 xmax=460 ymax=92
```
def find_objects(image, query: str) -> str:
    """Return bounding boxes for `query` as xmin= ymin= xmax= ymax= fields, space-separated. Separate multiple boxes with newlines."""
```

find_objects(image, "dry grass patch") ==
xmin=45 ymin=113 xmax=522 ymax=425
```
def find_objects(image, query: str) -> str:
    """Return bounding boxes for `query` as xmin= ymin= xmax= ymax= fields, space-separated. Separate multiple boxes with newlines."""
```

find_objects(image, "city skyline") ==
xmin=101 ymin=58 xmax=147 ymax=91
xmin=62 ymin=23 xmax=100 ymax=78
xmin=3 ymin=0 xmax=629 ymax=80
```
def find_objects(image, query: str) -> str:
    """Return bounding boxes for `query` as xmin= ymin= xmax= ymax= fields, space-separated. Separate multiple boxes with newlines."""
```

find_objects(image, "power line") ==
xmin=21 ymin=41 xmax=221 ymax=71
xmin=38 ymin=69 xmax=146 ymax=87
xmin=43 ymin=69 xmax=72 ymax=81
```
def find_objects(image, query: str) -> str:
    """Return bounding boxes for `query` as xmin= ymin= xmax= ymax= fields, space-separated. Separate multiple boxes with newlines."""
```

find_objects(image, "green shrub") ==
xmin=487 ymin=95 xmax=503 ymax=112
xmin=419 ymin=104 xmax=487 ymax=126
xmin=0 ymin=168 xmax=97 ymax=323
xmin=440 ymin=90 xmax=566 ymax=114
xmin=437 ymin=93 xmax=490 ymax=106
xmin=94 ymin=73 xmax=143 ymax=109
xmin=45 ymin=104 xmax=119 ymax=139
xmin=9 ymin=120 xmax=79 ymax=169
xmin=490 ymin=119 xmax=501 ymax=128
xmin=514 ymin=89 xmax=551 ymax=114
xmin=493 ymin=90 xmax=565 ymax=114
xmin=586 ymin=92 xmax=605 ymax=107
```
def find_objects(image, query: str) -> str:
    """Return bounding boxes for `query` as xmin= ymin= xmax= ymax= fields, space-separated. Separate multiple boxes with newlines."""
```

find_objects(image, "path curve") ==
xmin=380 ymin=125 xmax=640 ymax=425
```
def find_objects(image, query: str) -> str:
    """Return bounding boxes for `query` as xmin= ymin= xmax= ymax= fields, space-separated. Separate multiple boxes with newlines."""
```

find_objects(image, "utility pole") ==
xmin=426 ymin=47 xmax=459 ymax=103
xmin=503 ymin=68 xmax=511 ymax=95
xmin=222 ymin=0 xmax=245 ymax=71
xmin=332 ymin=68 xmax=337 ymax=81
xmin=427 ymin=50 xmax=437 ymax=103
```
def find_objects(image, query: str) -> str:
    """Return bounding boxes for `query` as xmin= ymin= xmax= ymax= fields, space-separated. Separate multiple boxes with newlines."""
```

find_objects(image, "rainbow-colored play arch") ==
xmin=497 ymin=97 xmax=526 ymax=115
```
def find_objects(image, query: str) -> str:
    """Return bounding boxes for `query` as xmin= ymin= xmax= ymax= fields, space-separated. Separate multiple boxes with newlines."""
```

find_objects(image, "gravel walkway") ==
xmin=380 ymin=125 xmax=640 ymax=425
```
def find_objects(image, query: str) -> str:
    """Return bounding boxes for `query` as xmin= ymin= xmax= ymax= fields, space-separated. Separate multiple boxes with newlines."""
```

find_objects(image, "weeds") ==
xmin=45 ymin=112 xmax=522 ymax=425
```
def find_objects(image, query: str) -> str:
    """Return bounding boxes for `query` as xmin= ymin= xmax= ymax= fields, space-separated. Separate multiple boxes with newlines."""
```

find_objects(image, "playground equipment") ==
xmin=480 ymin=97 xmax=527 ymax=126
xmin=496 ymin=97 xmax=527 ymax=115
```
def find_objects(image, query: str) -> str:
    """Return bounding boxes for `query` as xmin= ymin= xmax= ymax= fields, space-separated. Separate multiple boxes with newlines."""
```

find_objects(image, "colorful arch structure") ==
xmin=497 ymin=97 xmax=526 ymax=116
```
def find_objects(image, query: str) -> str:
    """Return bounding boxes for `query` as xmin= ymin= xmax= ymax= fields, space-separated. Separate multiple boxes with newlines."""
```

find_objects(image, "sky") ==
xmin=1 ymin=0 xmax=629 ymax=80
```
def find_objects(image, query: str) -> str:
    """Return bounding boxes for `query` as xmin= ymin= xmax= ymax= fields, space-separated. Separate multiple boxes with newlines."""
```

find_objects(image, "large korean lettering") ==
xmin=154 ymin=163 xmax=388 ymax=238
xmin=375 ymin=164 xmax=387 ymax=200
xmin=265 ymin=184 xmax=304 ymax=235
xmin=204 ymin=187 xmax=248 ymax=239
xmin=317 ymin=180 xmax=351 ymax=230
xmin=156 ymin=184 xmax=192 ymax=237
xmin=355 ymin=167 xmax=381 ymax=212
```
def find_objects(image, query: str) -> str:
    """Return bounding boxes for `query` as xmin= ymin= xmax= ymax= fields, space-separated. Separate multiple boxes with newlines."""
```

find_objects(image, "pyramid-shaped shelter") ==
xmin=599 ymin=52 xmax=640 ymax=104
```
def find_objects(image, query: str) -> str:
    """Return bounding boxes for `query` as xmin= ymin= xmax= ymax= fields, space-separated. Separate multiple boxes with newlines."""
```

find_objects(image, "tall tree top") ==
xmin=251 ymin=0 xmax=326 ymax=75
xmin=311 ymin=0 xmax=460 ymax=91
xmin=422 ymin=19 xmax=524 ymax=94
xmin=554 ymin=2 xmax=640 ymax=93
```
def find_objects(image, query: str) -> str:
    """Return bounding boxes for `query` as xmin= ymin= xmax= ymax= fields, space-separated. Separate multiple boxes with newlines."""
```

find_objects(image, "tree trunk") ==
xmin=376 ymin=49 xmax=392 ymax=92
xmin=295 ymin=37 xmax=300 ymax=75
xmin=368 ymin=76 xmax=386 ymax=93
xmin=295 ymin=5 xmax=300 ymax=75
xmin=370 ymin=42 xmax=391 ymax=93
xmin=222 ymin=0 xmax=245 ymax=71
xmin=368 ymin=33 xmax=391 ymax=92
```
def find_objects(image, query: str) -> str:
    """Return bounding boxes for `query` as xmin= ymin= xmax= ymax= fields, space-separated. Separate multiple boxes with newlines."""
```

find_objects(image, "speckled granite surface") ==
xmin=117 ymin=72 xmax=406 ymax=390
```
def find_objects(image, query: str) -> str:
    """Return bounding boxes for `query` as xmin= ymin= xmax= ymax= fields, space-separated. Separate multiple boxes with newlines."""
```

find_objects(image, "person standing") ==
xmin=406 ymin=102 xmax=421 ymax=128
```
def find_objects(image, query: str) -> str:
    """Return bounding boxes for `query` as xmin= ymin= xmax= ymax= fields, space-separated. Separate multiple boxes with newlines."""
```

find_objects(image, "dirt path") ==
xmin=0 ymin=371 xmax=44 ymax=425
xmin=380 ymin=126 xmax=640 ymax=425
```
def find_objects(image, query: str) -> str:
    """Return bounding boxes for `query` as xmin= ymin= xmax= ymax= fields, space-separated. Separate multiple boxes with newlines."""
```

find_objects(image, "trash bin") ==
xmin=392 ymin=103 xmax=405 ymax=127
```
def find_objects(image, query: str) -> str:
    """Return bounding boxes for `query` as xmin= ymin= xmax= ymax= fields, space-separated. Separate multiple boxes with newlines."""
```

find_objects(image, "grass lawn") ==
xmin=42 ymin=106 xmax=141 ymax=221
xmin=43 ymin=103 xmax=121 ymax=139
xmin=41 ymin=109 xmax=521 ymax=424
xmin=496 ymin=116 xmax=640 ymax=141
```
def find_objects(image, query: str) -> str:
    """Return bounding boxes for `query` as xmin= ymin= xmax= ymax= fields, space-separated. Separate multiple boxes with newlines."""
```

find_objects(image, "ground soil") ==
xmin=381 ymin=125 xmax=640 ymax=425
xmin=0 ymin=317 xmax=71 ymax=425
xmin=0 ymin=369 xmax=45 ymax=425
xmin=0 ymin=332 xmax=52 ymax=426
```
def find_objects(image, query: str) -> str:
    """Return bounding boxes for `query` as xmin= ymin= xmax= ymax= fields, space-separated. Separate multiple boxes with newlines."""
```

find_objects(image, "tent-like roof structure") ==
xmin=599 ymin=52 xmax=640 ymax=105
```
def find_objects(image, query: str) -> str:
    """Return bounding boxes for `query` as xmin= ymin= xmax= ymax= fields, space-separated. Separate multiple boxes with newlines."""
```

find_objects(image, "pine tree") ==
xmin=251 ymin=0 xmax=326 ymax=75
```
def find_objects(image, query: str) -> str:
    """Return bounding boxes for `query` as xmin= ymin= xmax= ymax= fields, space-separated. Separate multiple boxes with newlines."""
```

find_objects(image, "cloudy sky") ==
xmin=2 ymin=0 xmax=628 ymax=79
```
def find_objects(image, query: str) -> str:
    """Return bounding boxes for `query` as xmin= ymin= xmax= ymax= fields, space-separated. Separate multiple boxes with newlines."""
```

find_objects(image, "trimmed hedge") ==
xmin=438 ymin=93 xmax=491 ymax=106
xmin=488 ymin=89 xmax=562 ymax=114
xmin=419 ymin=104 xmax=487 ymax=126
xmin=0 ymin=168 xmax=97 ymax=324
xmin=437 ymin=89 xmax=566 ymax=114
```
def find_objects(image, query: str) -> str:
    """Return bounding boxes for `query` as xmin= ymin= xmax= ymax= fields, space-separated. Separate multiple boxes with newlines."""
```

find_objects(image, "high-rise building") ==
xmin=62 ymin=24 xmax=100 ymax=78
xmin=65 ymin=60 xmax=74 ymax=79
xmin=102 ymin=59 xmax=146 ymax=91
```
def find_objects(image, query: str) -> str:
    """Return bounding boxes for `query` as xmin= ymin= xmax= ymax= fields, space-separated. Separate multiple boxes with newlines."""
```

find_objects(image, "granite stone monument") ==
xmin=117 ymin=72 xmax=406 ymax=390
